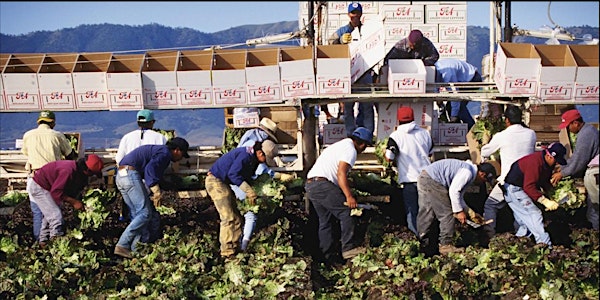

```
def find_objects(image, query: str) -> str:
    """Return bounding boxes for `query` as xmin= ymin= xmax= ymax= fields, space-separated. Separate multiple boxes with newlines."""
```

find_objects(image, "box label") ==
xmin=323 ymin=124 xmax=346 ymax=144
xmin=234 ymin=112 xmax=260 ymax=128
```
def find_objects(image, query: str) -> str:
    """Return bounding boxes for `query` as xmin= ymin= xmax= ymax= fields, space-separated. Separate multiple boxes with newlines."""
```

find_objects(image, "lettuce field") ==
xmin=0 ymin=178 xmax=598 ymax=299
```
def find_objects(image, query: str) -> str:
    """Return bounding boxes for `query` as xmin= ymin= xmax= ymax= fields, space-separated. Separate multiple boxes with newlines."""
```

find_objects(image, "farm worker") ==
xmin=504 ymin=142 xmax=568 ymax=246
xmin=434 ymin=58 xmax=483 ymax=130
xmin=26 ymin=154 xmax=103 ymax=247
xmin=113 ymin=137 xmax=190 ymax=258
xmin=328 ymin=2 xmax=376 ymax=136
xmin=481 ymin=105 xmax=537 ymax=245
xmin=382 ymin=29 xmax=439 ymax=69
xmin=417 ymin=159 xmax=496 ymax=255
xmin=233 ymin=118 xmax=293 ymax=251
xmin=550 ymin=109 xmax=599 ymax=229
xmin=305 ymin=127 xmax=372 ymax=265
xmin=114 ymin=109 xmax=167 ymax=235
xmin=22 ymin=110 xmax=77 ymax=244
xmin=384 ymin=106 xmax=433 ymax=235
xmin=205 ymin=140 xmax=278 ymax=260
xmin=115 ymin=109 xmax=167 ymax=165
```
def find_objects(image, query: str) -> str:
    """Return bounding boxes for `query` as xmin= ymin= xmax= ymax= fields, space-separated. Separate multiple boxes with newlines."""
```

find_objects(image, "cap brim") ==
xmin=37 ymin=117 xmax=54 ymax=123
xmin=558 ymin=121 xmax=570 ymax=129
xmin=556 ymin=157 xmax=567 ymax=165
xmin=182 ymin=151 xmax=190 ymax=159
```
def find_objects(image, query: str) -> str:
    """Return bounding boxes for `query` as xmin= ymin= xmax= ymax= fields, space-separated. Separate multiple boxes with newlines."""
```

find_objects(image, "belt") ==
xmin=118 ymin=165 xmax=136 ymax=171
xmin=306 ymin=177 xmax=328 ymax=183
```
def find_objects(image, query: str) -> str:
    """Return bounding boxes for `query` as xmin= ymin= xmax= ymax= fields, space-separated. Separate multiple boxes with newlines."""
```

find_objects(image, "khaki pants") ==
xmin=205 ymin=174 xmax=242 ymax=257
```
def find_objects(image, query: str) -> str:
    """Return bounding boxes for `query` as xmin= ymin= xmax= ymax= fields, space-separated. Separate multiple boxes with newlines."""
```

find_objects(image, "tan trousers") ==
xmin=205 ymin=174 xmax=242 ymax=257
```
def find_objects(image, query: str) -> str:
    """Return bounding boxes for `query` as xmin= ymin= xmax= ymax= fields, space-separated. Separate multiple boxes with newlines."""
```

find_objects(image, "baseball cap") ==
xmin=37 ymin=110 xmax=56 ymax=123
xmin=85 ymin=154 xmax=104 ymax=177
xmin=258 ymin=117 xmax=279 ymax=142
xmin=478 ymin=162 xmax=497 ymax=183
xmin=348 ymin=2 xmax=362 ymax=13
xmin=168 ymin=137 xmax=190 ymax=158
xmin=397 ymin=106 xmax=414 ymax=123
xmin=137 ymin=109 xmax=155 ymax=122
xmin=352 ymin=127 xmax=373 ymax=145
xmin=408 ymin=30 xmax=423 ymax=44
xmin=261 ymin=140 xmax=279 ymax=167
xmin=546 ymin=142 xmax=567 ymax=165
xmin=558 ymin=109 xmax=581 ymax=129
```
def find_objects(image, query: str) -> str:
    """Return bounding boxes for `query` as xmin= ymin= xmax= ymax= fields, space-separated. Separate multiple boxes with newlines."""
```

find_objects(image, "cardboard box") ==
xmin=2 ymin=54 xmax=43 ymax=111
xmin=569 ymin=45 xmax=599 ymax=101
xmin=246 ymin=48 xmax=282 ymax=104
xmin=328 ymin=1 xmax=348 ymax=14
xmin=177 ymin=50 xmax=214 ymax=107
xmin=435 ymin=123 xmax=468 ymax=145
xmin=142 ymin=51 xmax=179 ymax=109
xmin=316 ymin=45 xmax=351 ymax=95
xmin=212 ymin=49 xmax=247 ymax=105
xmin=438 ymin=24 xmax=467 ymax=42
xmin=387 ymin=59 xmax=427 ymax=94
xmin=434 ymin=42 xmax=467 ymax=60
xmin=37 ymin=53 xmax=77 ymax=110
xmin=425 ymin=4 xmax=467 ymax=24
xmin=0 ymin=53 xmax=8 ymax=110
xmin=323 ymin=123 xmax=346 ymax=144
xmin=275 ymin=120 xmax=299 ymax=144
xmin=106 ymin=54 xmax=144 ymax=110
xmin=348 ymin=18 xmax=385 ymax=83
xmin=267 ymin=107 xmax=298 ymax=122
xmin=280 ymin=46 xmax=316 ymax=98
xmin=494 ymin=43 xmax=541 ymax=95
xmin=383 ymin=23 xmax=411 ymax=41
xmin=72 ymin=52 xmax=111 ymax=110
xmin=534 ymin=45 xmax=577 ymax=101
xmin=233 ymin=111 xmax=260 ymax=128
xmin=380 ymin=4 xmax=425 ymax=23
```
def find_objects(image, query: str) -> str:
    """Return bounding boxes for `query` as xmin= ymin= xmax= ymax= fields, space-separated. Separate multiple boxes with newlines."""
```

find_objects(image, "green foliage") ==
xmin=471 ymin=117 xmax=506 ymax=149
xmin=374 ymin=138 xmax=392 ymax=168
xmin=77 ymin=188 xmax=116 ymax=231
xmin=221 ymin=127 xmax=249 ymax=154
xmin=239 ymin=174 xmax=286 ymax=214
xmin=0 ymin=190 xmax=28 ymax=207
xmin=550 ymin=177 xmax=587 ymax=210
xmin=153 ymin=128 xmax=175 ymax=141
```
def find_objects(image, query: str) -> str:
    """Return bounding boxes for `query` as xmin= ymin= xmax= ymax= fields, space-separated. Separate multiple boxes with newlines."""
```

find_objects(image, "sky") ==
xmin=0 ymin=1 xmax=598 ymax=37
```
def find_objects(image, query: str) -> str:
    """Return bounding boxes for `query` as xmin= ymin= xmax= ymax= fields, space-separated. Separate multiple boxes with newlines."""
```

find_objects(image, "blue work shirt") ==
xmin=435 ymin=59 xmax=478 ymax=83
xmin=210 ymin=146 xmax=259 ymax=186
xmin=238 ymin=128 xmax=269 ymax=148
xmin=119 ymin=144 xmax=173 ymax=188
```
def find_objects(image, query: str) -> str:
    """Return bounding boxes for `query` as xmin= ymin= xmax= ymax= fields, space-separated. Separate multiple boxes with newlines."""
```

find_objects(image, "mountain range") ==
xmin=0 ymin=22 xmax=598 ymax=149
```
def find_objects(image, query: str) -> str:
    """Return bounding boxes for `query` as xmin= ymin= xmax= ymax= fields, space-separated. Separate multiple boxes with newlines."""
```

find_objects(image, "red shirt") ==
xmin=33 ymin=160 xmax=88 ymax=205
xmin=504 ymin=151 xmax=554 ymax=201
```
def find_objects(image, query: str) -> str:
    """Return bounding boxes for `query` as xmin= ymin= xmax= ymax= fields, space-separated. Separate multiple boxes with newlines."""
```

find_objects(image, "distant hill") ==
xmin=0 ymin=23 xmax=598 ymax=149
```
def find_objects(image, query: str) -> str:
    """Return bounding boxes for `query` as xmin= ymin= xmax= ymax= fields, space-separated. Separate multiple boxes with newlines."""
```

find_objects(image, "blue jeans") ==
xmin=116 ymin=169 xmax=152 ymax=251
xmin=504 ymin=183 xmax=551 ymax=245
xmin=400 ymin=182 xmax=419 ymax=235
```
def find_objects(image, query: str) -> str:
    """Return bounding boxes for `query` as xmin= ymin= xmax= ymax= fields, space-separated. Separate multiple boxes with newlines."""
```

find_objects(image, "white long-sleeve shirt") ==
xmin=385 ymin=122 xmax=433 ymax=183
xmin=480 ymin=124 xmax=536 ymax=184
xmin=115 ymin=128 xmax=167 ymax=165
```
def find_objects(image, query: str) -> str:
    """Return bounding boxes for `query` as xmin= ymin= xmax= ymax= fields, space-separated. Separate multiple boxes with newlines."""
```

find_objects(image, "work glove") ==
xmin=538 ymin=196 xmax=559 ymax=211
xmin=341 ymin=33 xmax=352 ymax=44
xmin=239 ymin=181 xmax=257 ymax=206
xmin=274 ymin=172 xmax=295 ymax=182
xmin=449 ymin=116 xmax=460 ymax=123
xmin=150 ymin=185 xmax=162 ymax=207
xmin=466 ymin=208 xmax=485 ymax=224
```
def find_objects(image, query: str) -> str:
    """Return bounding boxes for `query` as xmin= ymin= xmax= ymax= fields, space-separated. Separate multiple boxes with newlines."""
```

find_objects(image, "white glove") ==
xmin=538 ymin=196 xmax=559 ymax=211
xmin=341 ymin=33 xmax=352 ymax=44
xmin=239 ymin=181 xmax=257 ymax=206
xmin=150 ymin=185 xmax=162 ymax=207
xmin=274 ymin=172 xmax=295 ymax=182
